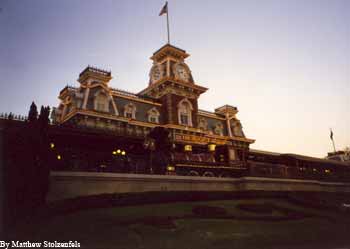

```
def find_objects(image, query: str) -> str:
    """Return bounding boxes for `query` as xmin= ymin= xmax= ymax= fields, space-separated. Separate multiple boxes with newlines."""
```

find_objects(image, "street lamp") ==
xmin=143 ymin=137 xmax=156 ymax=174
xmin=184 ymin=145 xmax=192 ymax=152
xmin=208 ymin=143 xmax=216 ymax=152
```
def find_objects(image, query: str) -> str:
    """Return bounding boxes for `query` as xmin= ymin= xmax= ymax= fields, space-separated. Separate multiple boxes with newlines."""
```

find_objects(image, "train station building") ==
xmin=50 ymin=44 xmax=255 ymax=176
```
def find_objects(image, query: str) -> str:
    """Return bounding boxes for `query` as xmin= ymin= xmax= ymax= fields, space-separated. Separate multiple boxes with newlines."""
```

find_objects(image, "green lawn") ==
xmin=9 ymin=198 xmax=350 ymax=249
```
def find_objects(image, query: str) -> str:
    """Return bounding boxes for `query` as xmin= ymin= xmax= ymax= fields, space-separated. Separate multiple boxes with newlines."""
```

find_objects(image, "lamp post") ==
xmin=208 ymin=143 xmax=216 ymax=163
xmin=184 ymin=144 xmax=192 ymax=152
xmin=208 ymin=143 xmax=216 ymax=152
xmin=143 ymin=137 xmax=156 ymax=174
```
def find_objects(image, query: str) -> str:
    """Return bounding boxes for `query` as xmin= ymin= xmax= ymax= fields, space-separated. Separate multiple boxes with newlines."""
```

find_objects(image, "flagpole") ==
xmin=330 ymin=128 xmax=337 ymax=153
xmin=332 ymin=138 xmax=337 ymax=153
xmin=166 ymin=2 xmax=170 ymax=44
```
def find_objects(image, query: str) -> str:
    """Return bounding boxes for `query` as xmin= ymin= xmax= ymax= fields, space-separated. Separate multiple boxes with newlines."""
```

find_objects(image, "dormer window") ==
xmin=232 ymin=120 xmax=245 ymax=137
xmin=124 ymin=103 xmax=136 ymax=119
xmin=198 ymin=117 xmax=208 ymax=131
xmin=94 ymin=90 xmax=109 ymax=112
xmin=147 ymin=107 xmax=160 ymax=123
xmin=97 ymin=102 xmax=106 ymax=112
xmin=178 ymin=98 xmax=193 ymax=127
xmin=214 ymin=122 xmax=224 ymax=136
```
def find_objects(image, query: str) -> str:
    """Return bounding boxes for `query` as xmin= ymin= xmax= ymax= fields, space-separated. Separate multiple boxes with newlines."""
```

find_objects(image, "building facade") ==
xmin=51 ymin=44 xmax=255 ymax=176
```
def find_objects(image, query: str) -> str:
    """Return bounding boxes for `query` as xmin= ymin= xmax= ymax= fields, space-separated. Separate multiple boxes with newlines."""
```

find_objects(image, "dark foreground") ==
xmin=7 ymin=192 xmax=350 ymax=249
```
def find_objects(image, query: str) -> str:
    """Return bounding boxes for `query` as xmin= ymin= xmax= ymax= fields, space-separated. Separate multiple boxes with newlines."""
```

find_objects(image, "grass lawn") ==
xmin=9 ymin=198 xmax=350 ymax=249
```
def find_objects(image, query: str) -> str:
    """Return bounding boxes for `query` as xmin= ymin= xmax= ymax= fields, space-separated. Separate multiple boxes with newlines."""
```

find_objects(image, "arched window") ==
xmin=94 ymin=91 xmax=109 ymax=112
xmin=214 ymin=122 xmax=224 ymax=136
xmin=147 ymin=107 xmax=160 ymax=123
xmin=177 ymin=98 xmax=193 ymax=126
xmin=124 ymin=103 xmax=136 ymax=119
xmin=198 ymin=117 xmax=208 ymax=131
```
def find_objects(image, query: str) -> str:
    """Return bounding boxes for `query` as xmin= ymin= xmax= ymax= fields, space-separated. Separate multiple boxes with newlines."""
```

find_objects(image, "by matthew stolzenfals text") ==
xmin=0 ymin=241 xmax=81 ymax=248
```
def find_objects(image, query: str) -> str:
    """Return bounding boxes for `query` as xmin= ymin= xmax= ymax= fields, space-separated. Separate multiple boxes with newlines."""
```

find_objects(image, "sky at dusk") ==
xmin=0 ymin=0 xmax=349 ymax=157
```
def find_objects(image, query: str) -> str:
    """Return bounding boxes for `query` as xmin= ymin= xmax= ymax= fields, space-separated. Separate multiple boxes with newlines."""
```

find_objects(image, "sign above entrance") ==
xmin=174 ymin=133 xmax=228 ymax=145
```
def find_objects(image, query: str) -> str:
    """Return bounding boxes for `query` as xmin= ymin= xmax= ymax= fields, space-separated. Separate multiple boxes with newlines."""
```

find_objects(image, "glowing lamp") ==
xmin=50 ymin=143 xmax=55 ymax=149
xmin=117 ymin=149 xmax=121 ymax=154
xmin=208 ymin=144 xmax=216 ymax=152
xmin=325 ymin=169 xmax=331 ymax=173
xmin=167 ymin=165 xmax=175 ymax=171
xmin=121 ymin=150 xmax=126 ymax=156
xmin=112 ymin=151 xmax=117 ymax=155
xmin=184 ymin=145 xmax=192 ymax=152
xmin=57 ymin=155 xmax=62 ymax=160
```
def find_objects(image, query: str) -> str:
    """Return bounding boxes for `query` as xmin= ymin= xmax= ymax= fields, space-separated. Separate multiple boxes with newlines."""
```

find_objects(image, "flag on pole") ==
xmin=330 ymin=129 xmax=334 ymax=140
xmin=159 ymin=2 xmax=168 ymax=16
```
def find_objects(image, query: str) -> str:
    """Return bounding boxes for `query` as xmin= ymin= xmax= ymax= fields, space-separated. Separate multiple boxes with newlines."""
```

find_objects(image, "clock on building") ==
xmin=174 ymin=63 xmax=190 ymax=82
xmin=150 ymin=64 xmax=164 ymax=84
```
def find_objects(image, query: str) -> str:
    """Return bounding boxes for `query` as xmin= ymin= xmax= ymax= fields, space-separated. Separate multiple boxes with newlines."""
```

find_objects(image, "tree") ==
xmin=149 ymin=126 xmax=171 ymax=149
xmin=38 ymin=106 xmax=50 ymax=127
xmin=28 ymin=102 xmax=38 ymax=122
xmin=148 ymin=127 xmax=171 ymax=174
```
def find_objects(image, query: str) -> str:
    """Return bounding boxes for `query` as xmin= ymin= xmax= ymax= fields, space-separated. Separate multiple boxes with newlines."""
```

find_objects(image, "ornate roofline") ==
xmin=198 ymin=109 xmax=226 ymax=120
xmin=151 ymin=44 xmax=189 ymax=61
xmin=111 ymin=88 xmax=162 ymax=106
xmin=59 ymin=109 xmax=255 ymax=144
xmin=79 ymin=66 xmax=111 ymax=78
